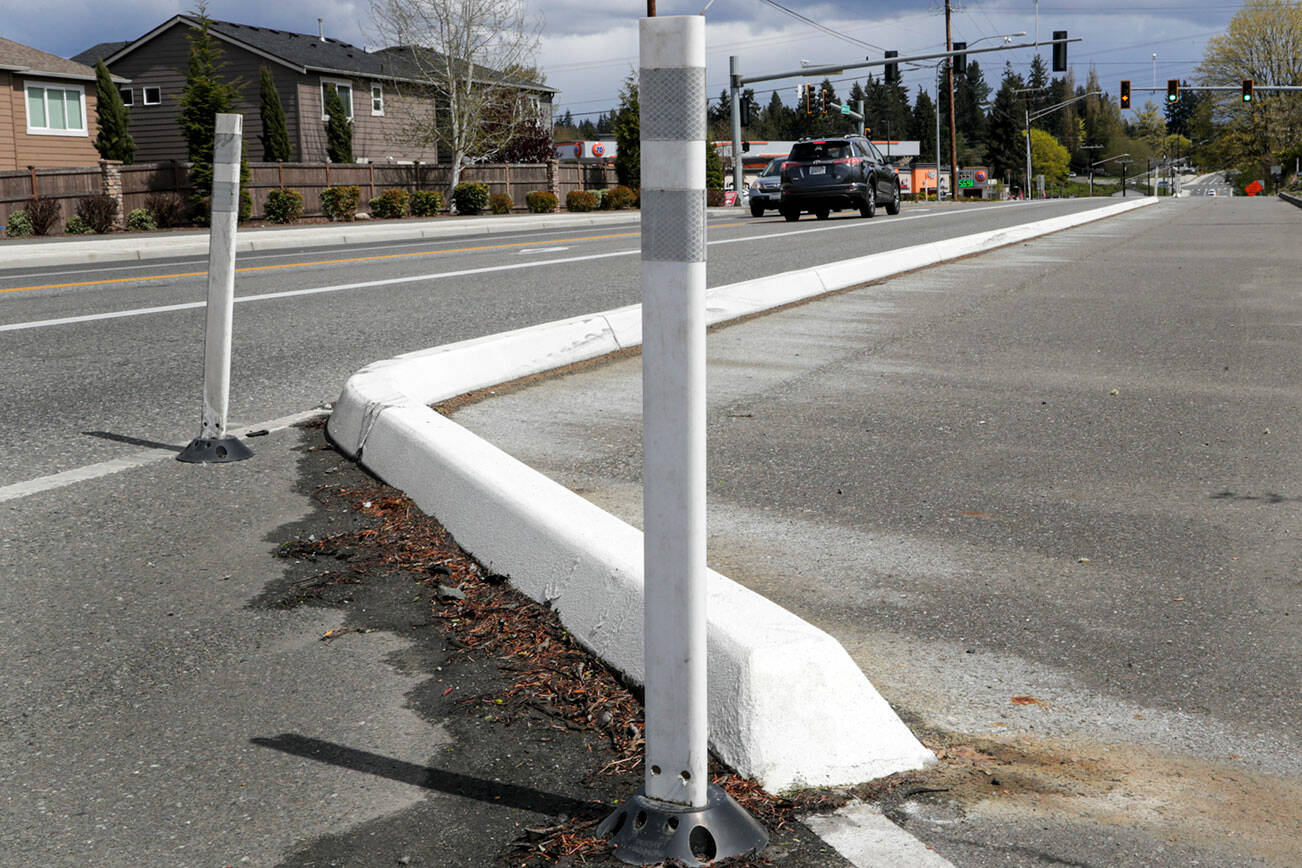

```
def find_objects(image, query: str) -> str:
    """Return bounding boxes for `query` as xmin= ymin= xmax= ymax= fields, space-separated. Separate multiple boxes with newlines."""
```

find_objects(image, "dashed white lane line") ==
xmin=803 ymin=801 xmax=955 ymax=867
xmin=0 ymin=409 xmax=327 ymax=504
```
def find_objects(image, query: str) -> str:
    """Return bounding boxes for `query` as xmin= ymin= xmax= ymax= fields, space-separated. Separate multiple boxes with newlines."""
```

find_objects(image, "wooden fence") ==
xmin=1 ymin=160 xmax=619 ymax=232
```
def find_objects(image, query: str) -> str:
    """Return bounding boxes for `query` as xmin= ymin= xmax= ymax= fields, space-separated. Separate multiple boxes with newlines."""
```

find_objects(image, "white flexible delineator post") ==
xmin=639 ymin=15 xmax=709 ymax=811
xmin=599 ymin=15 xmax=767 ymax=866
xmin=179 ymin=113 xmax=252 ymax=464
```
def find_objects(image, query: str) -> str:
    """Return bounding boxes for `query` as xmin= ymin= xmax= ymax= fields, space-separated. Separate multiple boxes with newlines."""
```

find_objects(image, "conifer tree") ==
xmin=178 ymin=5 xmax=249 ymax=220
xmin=258 ymin=66 xmax=291 ymax=162
xmin=324 ymin=84 xmax=354 ymax=163
xmin=94 ymin=60 xmax=135 ymax=163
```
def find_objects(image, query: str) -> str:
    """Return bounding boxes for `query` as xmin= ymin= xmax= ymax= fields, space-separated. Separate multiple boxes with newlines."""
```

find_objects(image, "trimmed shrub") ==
xmin=126 ymin=208 xmax=157 ymax=231
xmin=525 ymin=191 xmax=557 ymax=213
xmin=489 ymin=192 xmax=514 ymax=214
xmin=264 ymin=188 xmax=304 ymax=224
xmin=566 ymin=190 xmax=598 ymax=212
xmin=320 ymin=185 xmax=361 ymax=222
xmin=65 ymin=215 xmax=94 ymax=234
xmin=76 ymin=195 xmax=119 ymax=233
xmin=452 ymin=182 xmax=490 ymax=215
xmin=604 ymin=185 xmax=637 ymax=210
xmin=24 ymin=198 xmax=62 ymax=236
xmin=706 ymin=188 xmax=726 ymax=207
xmin=145 ymin=192 xmax=187 ymax=228
xmin=5 ymin=210 xmax=34 ymax=237
xmin=369 ymin=188 xmax=410 ymax=219
xmin=410 ymin=190 xmax=444 ymax=217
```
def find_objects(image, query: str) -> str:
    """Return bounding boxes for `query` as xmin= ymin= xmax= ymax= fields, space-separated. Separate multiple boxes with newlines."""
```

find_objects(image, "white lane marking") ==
xmin=0 ymin=408 xmax=327 ymax=504
xmin=804 ymin=801 xmax=955 ymax=868
xmin=518 ymin=246 xmax=571 ymax=254
xmin=0 ymin=250 xmax=636 ymax=332
xmin=0 ymin=201 xmax=1108 ymax=333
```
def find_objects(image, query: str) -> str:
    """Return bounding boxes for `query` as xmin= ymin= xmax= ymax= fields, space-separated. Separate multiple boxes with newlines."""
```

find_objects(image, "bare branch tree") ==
xmin=370 ymin=0 xmax=543 ymax=195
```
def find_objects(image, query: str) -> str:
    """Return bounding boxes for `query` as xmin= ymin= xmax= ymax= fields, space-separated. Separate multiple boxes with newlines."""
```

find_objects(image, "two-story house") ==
xmin=74 ymin=15 xmax=556 ymax=165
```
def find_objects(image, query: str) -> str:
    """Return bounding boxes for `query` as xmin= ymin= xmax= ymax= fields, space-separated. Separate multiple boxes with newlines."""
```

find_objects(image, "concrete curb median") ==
xmin=328 ymin=196 xmax=1157 ymax=792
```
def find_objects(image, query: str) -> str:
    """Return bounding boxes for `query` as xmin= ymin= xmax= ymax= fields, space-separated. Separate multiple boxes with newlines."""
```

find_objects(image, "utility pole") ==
xmin=945 ymin=0 xmax=959 ymax=201
xmin=729 ymin=56 xmax=744 ymax=202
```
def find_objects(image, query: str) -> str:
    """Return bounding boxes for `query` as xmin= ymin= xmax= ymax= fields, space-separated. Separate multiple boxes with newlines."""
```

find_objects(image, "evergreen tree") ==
xmin=323 ymin=84 xmax=353 ymax=162
xmin=912 ymin=87 xmax=937 ymax=162
xmin=258 ymin=66 xmax=291 ymax=162
xmin=705 ymin=140 xmax=724 ymax=190
xmin=177 ymin=5 xmax=249 ymax=220
xmin=94 ymin=59 xmax=135 ymax=164
xmin=955 ymin=60 xmax=990 ymax=153
xmin=612 ymin=76 xmax=639 ymax=187
xmin=1027 ymin=54 xmax=1051 ymax=120
xmin=759 ymin=90 xmax=793 ymax=139
xmin=985 ymin=64 xmax=1030 ymax=188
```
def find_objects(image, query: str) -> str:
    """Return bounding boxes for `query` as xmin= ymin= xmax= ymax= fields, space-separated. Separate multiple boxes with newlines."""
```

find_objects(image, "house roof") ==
xmin=95 ymin=15 xmax=554 ymax=93
xmin=0 ymin=34 xmax=107 ymax=82
xmin=70 ymin=42 xmax=131 ymax=67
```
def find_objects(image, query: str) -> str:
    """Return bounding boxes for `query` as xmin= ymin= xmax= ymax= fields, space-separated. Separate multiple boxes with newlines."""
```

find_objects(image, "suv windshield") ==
xmin=761 ymin=158 xmax=783 ymax=176
xmin=789 ymin=141 xmax=853 ymax=162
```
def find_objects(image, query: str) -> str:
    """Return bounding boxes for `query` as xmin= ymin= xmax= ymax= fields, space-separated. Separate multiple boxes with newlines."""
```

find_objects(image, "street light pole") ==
xmin=1024 ymin=104 xmax=1033 ymax=198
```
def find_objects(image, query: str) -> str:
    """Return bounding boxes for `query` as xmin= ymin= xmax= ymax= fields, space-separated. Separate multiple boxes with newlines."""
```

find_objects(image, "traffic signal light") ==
xmin=803 ymin=83 xmax=815 ymax=115
xmin=1166 ymin=79 xmax=1179 ymax=103
xmin=884 ymin=50 xmax=899 ymax=85
xmin=1052 ymin=31 xmax=1067 ymax=72
xmin=952 ymin=42 xmax=966 ymax=76
xmin=739 ymin=94 xmax=751 ymax=126
xmin=1120 ymin=80 xmax=1131 ymax=109
xmin=1242 ymin=78 xmax=1254 ymax=102
xmin=820 ymin=86 xmax=829 ymax=114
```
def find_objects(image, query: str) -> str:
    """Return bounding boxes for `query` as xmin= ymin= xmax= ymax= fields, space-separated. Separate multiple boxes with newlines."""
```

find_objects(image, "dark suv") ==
xmin=779 ymin=136 xmax=901 ymax=221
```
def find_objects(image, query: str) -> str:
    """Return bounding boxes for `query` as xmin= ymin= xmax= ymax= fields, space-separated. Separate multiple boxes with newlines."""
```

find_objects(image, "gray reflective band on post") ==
xmin=641 ymin=189 xmax=706 ymax=262
xmin=641 ymin=68 xmax=707 ymax=141
xmin=598 ymin=15 xmax=766 ymax=867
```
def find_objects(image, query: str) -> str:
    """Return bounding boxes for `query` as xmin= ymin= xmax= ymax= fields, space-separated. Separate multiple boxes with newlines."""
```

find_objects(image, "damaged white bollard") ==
xmin=179 ymin=112 xmax=252 ymax=464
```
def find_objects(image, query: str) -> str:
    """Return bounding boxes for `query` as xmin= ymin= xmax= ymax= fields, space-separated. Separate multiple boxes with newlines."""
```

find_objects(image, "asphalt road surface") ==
xmin=2 ymin=198 xmax=1113 ymax=489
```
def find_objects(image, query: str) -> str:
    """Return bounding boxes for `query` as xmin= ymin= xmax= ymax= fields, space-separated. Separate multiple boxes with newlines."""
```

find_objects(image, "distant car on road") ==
xmin=779 ymin=136 xmax=901 ymax=221
xmin=747 ymin=158 xmax=785 ymax=217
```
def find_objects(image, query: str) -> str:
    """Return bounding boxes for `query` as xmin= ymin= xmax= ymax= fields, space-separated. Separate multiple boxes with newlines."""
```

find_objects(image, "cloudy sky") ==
xmin=10 ymin=0 xmax=1243 ymax=120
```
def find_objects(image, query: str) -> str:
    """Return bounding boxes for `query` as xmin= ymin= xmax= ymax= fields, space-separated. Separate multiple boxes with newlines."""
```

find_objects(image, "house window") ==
xmin=371 ymin=83 xmax=384 ymax=116
xmin=119 ymin=87 xmax=134 ymax=106
xmin=25 ymin=82 xmax=87 ymax=135
xmin=322 ymin=80 xmax=353 ymax=120
xmin=142 ymin=86 xmax=161 ymax=105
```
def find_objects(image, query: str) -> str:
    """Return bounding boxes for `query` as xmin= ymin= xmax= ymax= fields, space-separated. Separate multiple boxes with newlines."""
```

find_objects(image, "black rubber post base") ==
xmin=597 ymin=784 xmax=768 ymax=866
xmin=176 ymin=435 xmax=254 ymax=464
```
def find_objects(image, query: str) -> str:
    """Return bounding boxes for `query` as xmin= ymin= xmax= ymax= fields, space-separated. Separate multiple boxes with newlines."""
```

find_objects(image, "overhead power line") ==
xmin=756 ymin=0 xmax=884 ymax=52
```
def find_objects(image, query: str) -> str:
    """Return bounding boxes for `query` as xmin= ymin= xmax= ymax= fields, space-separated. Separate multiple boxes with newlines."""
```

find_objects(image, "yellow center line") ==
xmin=1 ymin=220 xmax=755 ymax=295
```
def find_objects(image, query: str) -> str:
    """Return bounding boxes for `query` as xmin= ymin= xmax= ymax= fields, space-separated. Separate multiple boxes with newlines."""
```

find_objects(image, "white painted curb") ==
xmin=328 ymin=197 xmax=1156 ymax=792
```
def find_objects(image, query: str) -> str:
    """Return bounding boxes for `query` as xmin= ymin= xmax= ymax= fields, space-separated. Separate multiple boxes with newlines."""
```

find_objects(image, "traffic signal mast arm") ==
xmin=1127 ymin=84 xmax=1302 ymax=92
xmin=735 ymin=36 xmax=1079 ymax=86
